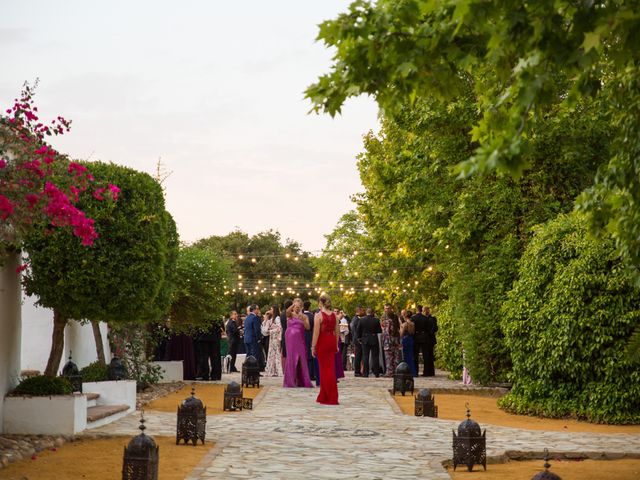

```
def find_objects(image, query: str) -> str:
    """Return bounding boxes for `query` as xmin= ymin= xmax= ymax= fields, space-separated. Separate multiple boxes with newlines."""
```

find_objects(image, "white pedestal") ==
xmin=3 ymin=394 xmax=87 ymax=435
xmin=152 ymin=360 xmax=184 ymax=382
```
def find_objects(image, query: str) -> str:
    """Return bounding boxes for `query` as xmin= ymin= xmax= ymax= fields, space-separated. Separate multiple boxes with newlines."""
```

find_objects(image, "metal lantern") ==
xmin=109 ymin=356 xmax=127 ymax=381
xmin=415 ymin=388 xmax=438 ymax=417
xmin=531 ymin=449 xmax=562 ymax=480
xmin=176 ymin=386 xmax=206 ymax=445
xmin=392 ymin=361 xmax=414 ymax=396
xmin=61 ymin=351 xmax=82 ymax=393
xmin=242 ymin=355 xmax=260 ymax=388
xmin=122 ymin=412 xmax=159 ymax=480
xmin=452 ymin=403 xmax=486 ymax=472
xmin=223 ymin=381 xmax=243 ymax=411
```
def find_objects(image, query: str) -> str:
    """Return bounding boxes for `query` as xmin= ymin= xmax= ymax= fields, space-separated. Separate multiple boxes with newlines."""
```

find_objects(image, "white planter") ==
xmin=3 ymin=394 xmax=87 ymax=435
xmin=152 ymin=361 xmax=183 ymax=382
xmin=82 ymin=380 xmax=136 ymax=412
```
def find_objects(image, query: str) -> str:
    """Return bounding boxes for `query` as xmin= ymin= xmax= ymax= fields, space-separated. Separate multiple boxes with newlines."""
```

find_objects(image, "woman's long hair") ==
xmin=271 ymin=305 xmax=280 ymax=320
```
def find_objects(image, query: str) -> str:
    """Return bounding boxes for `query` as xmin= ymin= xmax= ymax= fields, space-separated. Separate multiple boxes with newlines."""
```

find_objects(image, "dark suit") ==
xmin=356 ymin=315 xmax=382 ymax=377
xmin=304 ymin=310 xmax=318 ymax=382
xmin=412 ymin=313 xmax=438 ymax=376
xmin=280 ymin=315 xmax=288 ymax=357
xmin=194 ymin=322 xmax=222 ymax=381
xmin=243 ymin=312 xmax=261 ymax=359
xmin=225 ymin=318 xmax=240 ymax=372
xmin=350 ymin=316 xmax=363 ymax=375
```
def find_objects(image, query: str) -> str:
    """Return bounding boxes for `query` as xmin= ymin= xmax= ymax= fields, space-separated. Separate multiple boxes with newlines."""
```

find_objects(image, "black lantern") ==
xmin=122 ymin=412 xmax=159 ymax=480
xmin=61 ymin=351 xmax=82 ymax=393
xmin=452 ymin=404 xmax=486 ymax=472
xmin=176 ymin=386 xmax=206 ymax=445
xmin=392 ymin=362 xmax=414 ymax=396
xmin=109 ymin=356 xmax=127 ymax=380
xmin=242 ymin=355 xmax=260 ymax=388
xmin=223 ymin=381 xmax=243 ymax=411
xmin=415 ymin=388 xmax=438 ymax=417
xmin=531 ymin=449 xmax=562 ymax=480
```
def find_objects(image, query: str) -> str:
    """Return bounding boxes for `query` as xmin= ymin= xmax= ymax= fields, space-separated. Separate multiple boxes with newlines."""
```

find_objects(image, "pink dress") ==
xmin=283 ymin=315 xmax=312 ymax=388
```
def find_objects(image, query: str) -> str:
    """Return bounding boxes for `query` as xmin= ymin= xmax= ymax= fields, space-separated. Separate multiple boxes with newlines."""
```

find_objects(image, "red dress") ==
xmin=316 ymin=311 xmax=339 ymax=405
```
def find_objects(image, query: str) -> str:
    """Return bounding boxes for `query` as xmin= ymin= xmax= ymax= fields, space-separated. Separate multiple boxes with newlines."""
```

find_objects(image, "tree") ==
xmin=306 ymin=0 xmax=640 ymax=355
xmin=23 ymin=162 xmax=178 ymax=376
xmin=168 ymin=245 xmax=230 ymax=333
xmin=501 ymin=213 xmax=640 ymax=423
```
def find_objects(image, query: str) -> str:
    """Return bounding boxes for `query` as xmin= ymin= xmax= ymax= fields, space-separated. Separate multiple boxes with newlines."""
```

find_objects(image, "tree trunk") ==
xmin=44 ymin=309 xmax=67 ymax=377
xmin=91 ymin=320 xmax=106 ymax=365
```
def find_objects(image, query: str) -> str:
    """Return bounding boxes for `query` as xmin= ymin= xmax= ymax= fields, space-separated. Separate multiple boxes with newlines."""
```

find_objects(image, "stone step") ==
xmin=85 ymin=392 xmax=100 ymax=407
xmin=86 ymin=404 xmax=129 ymax=423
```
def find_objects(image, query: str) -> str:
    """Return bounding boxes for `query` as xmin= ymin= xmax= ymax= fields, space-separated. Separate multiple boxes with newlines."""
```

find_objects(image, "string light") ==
xmin=238 ymin=255 xmax=244 ymax=260
xmin=251 ymin=258 xmax=257 ymax=263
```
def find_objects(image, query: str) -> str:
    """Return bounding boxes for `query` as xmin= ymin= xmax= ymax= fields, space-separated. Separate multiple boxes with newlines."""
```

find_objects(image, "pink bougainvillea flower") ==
xmin=35 ymin=145 xmax=48 ymax=155
xmin=92 ymin=187 xmax=105 ymax=201
xmin=67 ymin=162 xmax=87 ymax=177
xmin=108 ymin=183 xmax=120 ymax=201
xmin=25 ymin=193 xmax=40 ymax=208
xmin=0 ymin=159 xmax=7 ymax=169
xmin=0 ymin=194 xmax=14 ymax=219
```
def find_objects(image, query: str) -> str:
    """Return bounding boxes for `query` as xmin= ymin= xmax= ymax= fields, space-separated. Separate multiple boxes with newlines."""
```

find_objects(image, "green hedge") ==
xmin=79 ymin=361 xmax=110 ymax=383
xmin=12 ymin=376 xmax=73 ymax=396
xmin=500 ymin=213 xmax=640 ymax=423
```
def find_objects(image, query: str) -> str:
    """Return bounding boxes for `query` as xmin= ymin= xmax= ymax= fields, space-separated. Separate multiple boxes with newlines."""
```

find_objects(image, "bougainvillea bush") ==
xmin=0 ymin=83 xmax=117 ymax=254
xmin=500 ymin=213 xmax=640 ymax=424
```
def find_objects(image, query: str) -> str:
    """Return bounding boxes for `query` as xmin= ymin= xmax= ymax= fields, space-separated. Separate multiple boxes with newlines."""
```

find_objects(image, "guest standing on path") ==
xmin=381 ymin=304 xmax=401 ymax=377
xmin=356 ymin=308 xmax=382 ymax=377
xmin=280 ymin=299 xmax=293 ymax=365
xmin=244 ymin=305 xmax=262 ymax=360
xmin=283 ymin=298 xmax=313 ymax=388
xmin=312 ymin=294 xmax=339 ymax=405
xmin=303 ymin=300 xmax=318 ymax=383
xmin=400 ymin=317 xmax=417 ymax=377
xmin=264 ymin=305 xmax=283 ymax=376
xmin=225 ymin=311 xmax=240 ymax=372
xmin=194 ymin=319 xmax=223 ymax=381
xmin=350 ymin=307 xmax=364 ymax=376
xmin=412 ymin=305 xmax=438 ymax=376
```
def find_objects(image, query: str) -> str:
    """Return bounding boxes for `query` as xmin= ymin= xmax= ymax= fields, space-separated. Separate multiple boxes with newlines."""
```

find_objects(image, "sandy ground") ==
xmin=0 ymin=436 xmax=211 ymax=480
xmin=145 ymin=383 xmax=261 ymax=414
xmin=446 ymin=458 xmax=640 ymax=479
xmin=394 ymin=393 xmax=640 ymax=433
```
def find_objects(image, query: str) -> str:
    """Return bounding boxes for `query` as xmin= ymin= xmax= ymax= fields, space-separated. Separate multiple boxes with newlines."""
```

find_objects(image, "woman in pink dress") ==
xmin=312 ymin=294 xmax=339 ymax=405
xmin=283 ymin=298 xmax=313 ymax=388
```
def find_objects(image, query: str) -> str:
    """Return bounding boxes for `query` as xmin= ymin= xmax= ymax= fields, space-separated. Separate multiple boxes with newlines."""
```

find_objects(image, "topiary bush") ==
xmin=434 ymin=299 xmax=463 ymax=379
xmin=11 ymin=375 xmax=73 ymax=396
xmin=79 ymin=361 xmax=109 ymax=383
xmin=500 ymin=213 xmax=640 ymax=423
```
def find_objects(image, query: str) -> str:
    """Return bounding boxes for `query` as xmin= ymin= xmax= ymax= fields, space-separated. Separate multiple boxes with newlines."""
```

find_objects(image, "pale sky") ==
xmin=0 ymin=0 xmax=378 ymax=252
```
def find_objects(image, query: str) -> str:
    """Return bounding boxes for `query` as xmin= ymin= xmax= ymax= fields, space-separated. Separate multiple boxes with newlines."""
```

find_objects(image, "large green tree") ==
xmin=307 ymin=0 xmax=640 ymax=357
xmin=23 ymin=162 xmax=178 ymax=376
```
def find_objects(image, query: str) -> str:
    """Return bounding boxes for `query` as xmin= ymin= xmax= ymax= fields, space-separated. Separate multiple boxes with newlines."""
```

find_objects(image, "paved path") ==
xmin=90 ymin=372 xmax=640 ymax=479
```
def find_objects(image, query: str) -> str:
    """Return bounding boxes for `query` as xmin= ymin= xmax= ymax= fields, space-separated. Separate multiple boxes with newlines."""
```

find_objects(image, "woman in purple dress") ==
xmin=283 ymin=298 xmax=313 ymax=388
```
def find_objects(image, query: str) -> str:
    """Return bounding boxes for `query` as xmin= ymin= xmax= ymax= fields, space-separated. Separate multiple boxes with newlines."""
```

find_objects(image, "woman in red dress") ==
xmin=311 ymin=293 xmax=339 ymax=405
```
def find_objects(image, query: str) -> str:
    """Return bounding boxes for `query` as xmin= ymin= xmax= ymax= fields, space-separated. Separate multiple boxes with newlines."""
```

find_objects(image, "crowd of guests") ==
xmin=223 ymin=301 xmax=438 ymax=381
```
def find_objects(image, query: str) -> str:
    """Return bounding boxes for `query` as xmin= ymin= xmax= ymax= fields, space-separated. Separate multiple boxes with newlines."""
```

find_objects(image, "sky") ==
xmin=0 ymin=0 xmax=379 ymax=252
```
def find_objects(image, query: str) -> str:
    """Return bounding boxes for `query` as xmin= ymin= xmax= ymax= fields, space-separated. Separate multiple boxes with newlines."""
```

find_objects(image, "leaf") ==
xmin=582 ymin=32 xmax=600 ymax=53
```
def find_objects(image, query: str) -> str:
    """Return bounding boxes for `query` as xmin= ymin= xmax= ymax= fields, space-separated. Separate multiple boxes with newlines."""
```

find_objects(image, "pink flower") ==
xmin=15 ymin=264 xmax=28 ymax=274
xmin=108 ymin=184 xmax=120 ymax=201
xmin=92 ymin=187 xmax=105 ymax=201
xmin=0 ymin=194 xmax=14 ymax=219
xmin=0 ymin=159 xmax=6 ymax=169
xmin=25 ymin=193 xmax=40 ymax=208
xmin=35 ymin=145 xmax=48 ymax=155
xmin=68 ymin=162 xmax=87 ymax=177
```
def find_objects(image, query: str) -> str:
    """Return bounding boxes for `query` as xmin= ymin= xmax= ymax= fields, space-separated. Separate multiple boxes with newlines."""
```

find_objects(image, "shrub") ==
xmin=434 ymin=299 xmax=462 ymax=379
xmin=500 ymin=213 xmax=640 ymax=423
xmin=79 ymin=361 xmax=109 ymax=383
xmin=12 ymin=375 xmax=73 ymax=396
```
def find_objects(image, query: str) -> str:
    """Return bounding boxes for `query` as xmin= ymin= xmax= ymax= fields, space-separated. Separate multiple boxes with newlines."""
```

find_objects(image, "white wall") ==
xmin=0 ymin=253 xmax=22 ymax=433
xmin=21 ymin=296 xmax=112 ymax=373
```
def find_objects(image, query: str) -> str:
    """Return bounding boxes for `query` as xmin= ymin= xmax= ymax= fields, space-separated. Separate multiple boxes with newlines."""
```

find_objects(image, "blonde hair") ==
xmin=319 ymin=293 xmax=332 ymax=310
xmin=287 ymin=297 xmax=303 ymax=318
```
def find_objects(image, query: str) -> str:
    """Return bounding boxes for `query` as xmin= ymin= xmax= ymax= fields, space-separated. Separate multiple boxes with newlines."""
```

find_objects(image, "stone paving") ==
xmin=89 ymin=371 xmax=640 ymax=479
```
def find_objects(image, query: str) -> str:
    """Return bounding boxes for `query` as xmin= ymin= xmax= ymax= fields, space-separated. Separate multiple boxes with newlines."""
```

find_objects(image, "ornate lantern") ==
xmin=61 ymin=351 xmax=82 ymax=393
xmin=242 ymin=355 xmax=260 ymax=388
xmin=176 ymin=386 xmax=206 ymax=445
xmin=223 ymin=381 xmax=254 ymax=411
xmin=392 ymin=362 xmax=414 ymax=396
xmin=122 ymin=412 xmax=159 ymax=480
xmin=452 ymin=404 xmax=486 ymax=472
xmin=109 ymin=356 xmax=127 ymax=380
xmin=415 ymin=388 xmax=438 ymax=417
xmin=531 ymin=449 xmax=562 ymax=480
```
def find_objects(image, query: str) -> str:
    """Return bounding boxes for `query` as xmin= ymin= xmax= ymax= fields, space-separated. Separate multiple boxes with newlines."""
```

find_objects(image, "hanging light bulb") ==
xmin=251 ymin=258 xmax=257 ymax=263
xmin=378 ymin=252 xmax=383 ymax=257
xmin=238 ymin=255 xmax=244 ymax=260
xmin=305 ymin=283 xmax=310 ymax=288
xmin=237 ymin=274 xmax=242 ymax=279
xmin=294 ymin=256 xmax=299 ymax=261
xmin=428 ymin=266 xmax=433 ymax=272
xmin=393 ymin=269 xmax=398 ymax=274
xmin=277 ymin=274 xmax=281 ymax=278
xmin=285 ymin=253 xmax=290 ymax=259
xmin=258 ymin=280 xmax=263 ymax=284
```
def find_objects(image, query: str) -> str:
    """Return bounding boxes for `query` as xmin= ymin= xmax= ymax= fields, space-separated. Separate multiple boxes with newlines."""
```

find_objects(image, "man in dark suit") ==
xmin=243 ymin=304 xmax=261 ymax=360
xmin=412 ymin=305 xmax=438 ymax=376
xmin=350 ymin=306 xmax=364 ymax=376
xmin=356 ymin=307 xmax=382 ymax=377
xmin=280 ymin=299 xmax=293 ymax=359
xmin=303 ymin=300 xmax=318 ymax=382
xmin=194 ymin=319 xmax=223 ymax=381
xmin=225 ymin=311 xmax=240 ymax=372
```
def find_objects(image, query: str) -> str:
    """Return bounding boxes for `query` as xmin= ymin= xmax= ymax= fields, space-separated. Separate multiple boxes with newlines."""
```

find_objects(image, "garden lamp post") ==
xmin=452 ymin=403 xmax=486 ymax=472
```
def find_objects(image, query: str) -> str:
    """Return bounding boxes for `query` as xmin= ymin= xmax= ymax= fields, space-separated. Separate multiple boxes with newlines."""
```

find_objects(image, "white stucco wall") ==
xmin=0 ymin=253 xmax=22 ymax=434
xmin=21 ymin=296 xmax=112 ymax=373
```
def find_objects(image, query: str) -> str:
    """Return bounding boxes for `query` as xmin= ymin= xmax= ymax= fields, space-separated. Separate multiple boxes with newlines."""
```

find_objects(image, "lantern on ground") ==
xmin=415 ymin=388 xmax=438 ymax=417
xmin=176 ymin=386 xmax=206 ymax=445
xmin=122 ymin=412 xmax=159 ymax=480
xmin=109 ymin=356 xmax=127 ymax=380
xmin=531 ymin=449 xmax=561 ymax=480
xmin=223 ymin=381 xmax=243 ymax=411
xmin=61 ymin=351 xmax=82 ymax=393
xmin=452 ymin=403 xmax=486 ymax=472
xmin=392 ymin=362 xmax=414 ymax=396
xmin=242 ymin=355 xmax=260 ymax=388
